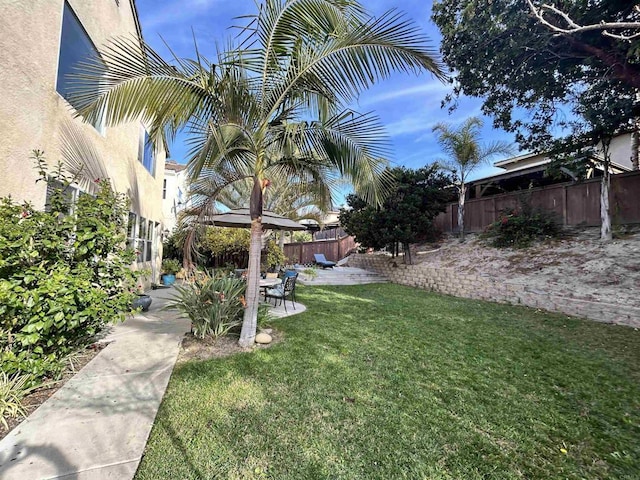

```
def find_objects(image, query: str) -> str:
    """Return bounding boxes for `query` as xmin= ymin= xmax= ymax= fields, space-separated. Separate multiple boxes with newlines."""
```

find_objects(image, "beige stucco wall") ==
xmin=0 ymin=0 xmax=165 ymax=282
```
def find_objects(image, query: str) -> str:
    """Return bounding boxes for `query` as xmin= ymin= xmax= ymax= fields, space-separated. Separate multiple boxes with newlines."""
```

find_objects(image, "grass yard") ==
xmin=135 ymin=284 xmax=640 ymax=479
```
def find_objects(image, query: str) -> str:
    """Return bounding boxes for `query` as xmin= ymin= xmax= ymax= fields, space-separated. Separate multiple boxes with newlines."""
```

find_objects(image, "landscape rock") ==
xmin=255 ymin=333 xmax=273 ymax=344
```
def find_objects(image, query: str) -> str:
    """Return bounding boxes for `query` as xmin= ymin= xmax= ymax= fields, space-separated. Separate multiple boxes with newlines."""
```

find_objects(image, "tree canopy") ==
xmin=432 ymin=0 xmax=639 ymax=150
xmin=340 ymin=165 xmax=455 ymax=262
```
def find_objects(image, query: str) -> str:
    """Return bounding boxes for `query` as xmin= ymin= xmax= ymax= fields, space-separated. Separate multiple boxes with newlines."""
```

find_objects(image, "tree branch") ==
xmin=525 ymin=1 xmax=640 ymax=41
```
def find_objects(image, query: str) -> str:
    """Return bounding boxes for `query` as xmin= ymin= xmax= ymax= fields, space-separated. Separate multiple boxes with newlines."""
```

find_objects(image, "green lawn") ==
xmin=135 ymin=284 xmax=640 ymax=479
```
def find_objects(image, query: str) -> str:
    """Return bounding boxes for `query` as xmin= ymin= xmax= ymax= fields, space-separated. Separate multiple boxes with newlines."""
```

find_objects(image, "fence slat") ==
xmin=435 ymin=171 xmax=640 ymax=233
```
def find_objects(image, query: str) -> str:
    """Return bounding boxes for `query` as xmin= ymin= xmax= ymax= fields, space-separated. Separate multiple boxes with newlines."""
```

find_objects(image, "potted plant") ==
xmin=161 ymin=259 xmax=181 ymax=286
xmin=132 ymin=269 xmax=153 ymax=311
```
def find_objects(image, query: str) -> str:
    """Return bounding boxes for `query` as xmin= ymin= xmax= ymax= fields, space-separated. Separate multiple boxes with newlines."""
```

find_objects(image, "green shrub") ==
xmin=161 ymin=258 xmax=181 ymax=275
xmin=0 ymin=154 xmax=136 ymax=381
xmin=292 ymin=231 xmax=312 ymax=243
xmin=166 ymin=273 xmax=246 ymax=339
xmin=482 ymin=198 xmax=561 ymax=248
xmin=263 ymin=239 xmax=286 ymax=271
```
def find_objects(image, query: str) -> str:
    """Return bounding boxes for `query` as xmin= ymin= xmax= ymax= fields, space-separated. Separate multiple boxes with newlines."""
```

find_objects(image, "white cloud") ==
xmin=359 ymin=81 xmax=451 ymax=108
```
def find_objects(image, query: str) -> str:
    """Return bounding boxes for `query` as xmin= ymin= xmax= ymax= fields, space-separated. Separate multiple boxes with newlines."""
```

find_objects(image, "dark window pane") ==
xmin=138 ymin=217 xmax=147 ymax=239
xmin=136 ymin=240 xmax=145 ymax=263
xmin=128 ymin=212 xmax=137 ymax=239
xmin=140 ymin=130 xmax=155 ymax=175
xmin=56 ymin=2 xmax=104 ymax=128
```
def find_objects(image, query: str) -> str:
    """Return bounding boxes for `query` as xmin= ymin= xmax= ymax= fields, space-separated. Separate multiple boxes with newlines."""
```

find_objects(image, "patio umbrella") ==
xmin=204 ymin=208 xmax=308 ymax=231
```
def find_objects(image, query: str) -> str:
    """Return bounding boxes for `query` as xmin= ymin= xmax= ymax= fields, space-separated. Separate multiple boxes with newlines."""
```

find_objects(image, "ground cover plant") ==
xmin=136 ymin=284 xmax=640 ymax=479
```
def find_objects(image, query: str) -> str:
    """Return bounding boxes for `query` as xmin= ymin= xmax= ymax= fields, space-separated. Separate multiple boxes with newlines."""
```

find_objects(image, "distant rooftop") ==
xmin=165 ymin=159 xmax=186 ymax=172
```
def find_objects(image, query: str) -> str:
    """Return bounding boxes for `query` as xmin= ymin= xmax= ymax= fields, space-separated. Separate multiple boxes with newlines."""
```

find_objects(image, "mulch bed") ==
xmin=178 ymin=329 xmax=283 ymax=363
xmin=0 ymin=342 xmax=109 ymax=441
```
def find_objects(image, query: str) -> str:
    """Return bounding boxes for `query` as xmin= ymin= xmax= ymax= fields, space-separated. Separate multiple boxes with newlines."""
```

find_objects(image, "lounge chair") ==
xmin=314 ymin=253 xmax=336 ymax=269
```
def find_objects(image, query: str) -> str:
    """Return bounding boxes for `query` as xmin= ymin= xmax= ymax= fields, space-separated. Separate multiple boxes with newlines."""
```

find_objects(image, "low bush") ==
xmin=482 ymin=198 xmax=561 ymax=248
xmin=167 ymin=273 xmax=246 ymax=339
xmin=161 ymin=258 xmax=181 ymax=275
xmin=0 ymin=372 xmax=35 ymax=429
xmin=0 ymin=154 xmax=136 ymax=382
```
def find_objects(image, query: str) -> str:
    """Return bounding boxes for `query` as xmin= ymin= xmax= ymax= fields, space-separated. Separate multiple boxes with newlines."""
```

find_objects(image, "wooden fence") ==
xmin=434 ymin=170 xmax=640 ymax=233
xmin=283 ymin=235 xmax=357 ymax=264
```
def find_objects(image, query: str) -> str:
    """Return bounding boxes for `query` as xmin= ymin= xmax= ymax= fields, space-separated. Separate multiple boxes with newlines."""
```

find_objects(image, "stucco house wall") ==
xmin=162 ymin=160 xmax=189 ymax=234
xmin=0 ymin=0 xmax=166 ymax=282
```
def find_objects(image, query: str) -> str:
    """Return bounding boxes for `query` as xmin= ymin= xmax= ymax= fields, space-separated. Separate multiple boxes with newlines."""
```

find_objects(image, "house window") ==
xmin=56 ymin=2 xmax=105 ymax=132
xmin=45 ymin=179 xmax=79 ymax=213
xmin=127 ymin=212 xmax=137 ymax=252
xmin=145 ymin=219 xmax=154 ymax=262
xmin=127 ymin=213 xmax=158 ymax=263
xmin=138 ymin=127 xmax=155 ymax=176
xmin=163 ymin=179 xmax=167 ymax=199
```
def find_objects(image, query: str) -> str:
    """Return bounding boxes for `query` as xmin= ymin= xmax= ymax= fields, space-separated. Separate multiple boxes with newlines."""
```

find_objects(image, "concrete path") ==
xmin=297 ymin=265 xmax=388 ymax=286
xmin=0 ymin=287 xmax=190 ymax=480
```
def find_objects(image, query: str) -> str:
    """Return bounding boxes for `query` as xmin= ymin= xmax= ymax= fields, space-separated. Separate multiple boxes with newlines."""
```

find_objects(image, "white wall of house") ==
xmin=162 ymin=160 xmax=190 ymax=233
xmin=0 ymin=0 xmax=166 ymax=282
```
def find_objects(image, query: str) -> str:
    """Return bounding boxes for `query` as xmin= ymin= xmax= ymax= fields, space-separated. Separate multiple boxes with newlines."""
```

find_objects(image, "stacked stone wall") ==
xmin=348 ymin=254 xmax=639 ymax=328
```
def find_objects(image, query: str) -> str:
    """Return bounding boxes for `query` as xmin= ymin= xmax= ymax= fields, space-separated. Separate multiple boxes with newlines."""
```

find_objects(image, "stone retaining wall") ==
xmin=347 ymin=254 xmax=640 ymax=328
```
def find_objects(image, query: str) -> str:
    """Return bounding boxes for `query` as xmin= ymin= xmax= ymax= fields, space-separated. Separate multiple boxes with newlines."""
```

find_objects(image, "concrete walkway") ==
xmin=297 ymin=265 xmax=388 ymax=286
xmin=0 ymin=287 xmax=190 ymax=480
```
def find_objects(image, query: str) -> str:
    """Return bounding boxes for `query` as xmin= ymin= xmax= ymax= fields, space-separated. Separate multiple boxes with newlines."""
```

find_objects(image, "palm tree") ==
xmin=433 ymin=117 xmax=513 ymax=240
xmin=72 ymin=0 xmax=445 ymax=346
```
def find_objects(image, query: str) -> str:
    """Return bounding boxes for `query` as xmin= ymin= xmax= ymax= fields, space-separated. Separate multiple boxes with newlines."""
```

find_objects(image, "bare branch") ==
xmin=525 ymin=1 xmax=640 ymax=41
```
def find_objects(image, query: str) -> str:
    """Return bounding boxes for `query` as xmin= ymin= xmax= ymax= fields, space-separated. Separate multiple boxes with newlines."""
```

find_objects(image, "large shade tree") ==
xmin=340 ymin=164 xmax=455 ymax=263
xmin=432 ymin=0 xmax=639 ymax=150
xmin=72 ymin=0 xmax=445 ymax=346
xmin=432 ymin=0 xmax=638 ymax=241
xmin=432 ymin=117 xmax=513 ymax=240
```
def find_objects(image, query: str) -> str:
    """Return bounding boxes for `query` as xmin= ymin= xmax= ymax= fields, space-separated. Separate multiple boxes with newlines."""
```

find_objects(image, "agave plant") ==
xmin=166 ymin=274 xmax=247 ymax=339
xmin=70 ymin=0 xmax=445 ymax=346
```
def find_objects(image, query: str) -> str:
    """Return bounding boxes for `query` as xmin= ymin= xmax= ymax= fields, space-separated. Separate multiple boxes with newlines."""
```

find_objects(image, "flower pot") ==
xmin=162 ymin=274 xmax=176 ymax=286
xmin=132 ymin=294 xmax=152 ymax=312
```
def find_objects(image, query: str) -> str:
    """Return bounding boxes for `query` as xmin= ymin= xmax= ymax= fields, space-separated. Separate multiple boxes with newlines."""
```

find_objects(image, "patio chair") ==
xmin=313 ymin=253 xmax=336 ymax=269
xmin=265 ymin=274 xmax=298 ymax=312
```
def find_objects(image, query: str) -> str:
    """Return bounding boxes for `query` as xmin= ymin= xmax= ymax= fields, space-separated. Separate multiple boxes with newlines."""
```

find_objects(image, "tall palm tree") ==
xmin=433 ymin=117 xmax=513 ymax=240
xmin=72 ymin=0 xmax=445 ymax=346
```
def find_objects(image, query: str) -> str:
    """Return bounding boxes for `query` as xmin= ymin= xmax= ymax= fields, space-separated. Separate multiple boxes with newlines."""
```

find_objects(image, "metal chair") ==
xmin=265 ymin=273 xmax=298 ymax=312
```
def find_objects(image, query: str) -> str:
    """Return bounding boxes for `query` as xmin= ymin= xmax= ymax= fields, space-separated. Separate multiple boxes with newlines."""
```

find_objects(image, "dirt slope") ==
xmin=414 ymin=229 xmax=640 ymax=309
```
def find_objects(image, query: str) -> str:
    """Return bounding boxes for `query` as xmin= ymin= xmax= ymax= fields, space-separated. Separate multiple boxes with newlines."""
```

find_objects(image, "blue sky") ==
xmin=135 ymin=0 xmax=518 ymax=199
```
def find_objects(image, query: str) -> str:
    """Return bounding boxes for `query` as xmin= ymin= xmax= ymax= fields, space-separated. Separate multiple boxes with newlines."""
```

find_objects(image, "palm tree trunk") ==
xmin=239 ymin=217 xmax=263 ymax=347
xmin=458 ymin=183 xmax=466 ymax=241
xmin=239 ymin=176 xmax=265 ymax=347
